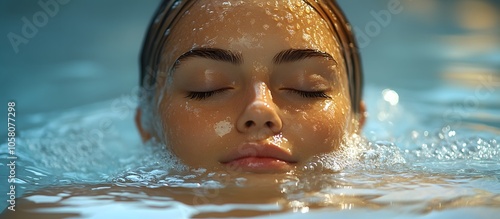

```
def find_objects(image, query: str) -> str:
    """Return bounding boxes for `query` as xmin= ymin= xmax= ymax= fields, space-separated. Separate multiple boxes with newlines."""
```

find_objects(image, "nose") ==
xmin=236 ymin=83 xmax=283 ymax=136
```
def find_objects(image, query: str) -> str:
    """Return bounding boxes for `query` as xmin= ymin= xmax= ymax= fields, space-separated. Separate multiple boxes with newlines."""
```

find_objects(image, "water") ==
xmin=1 ymin=85 xmax=498 ymax=218
xmin=1 ymin=0 xmax=499 ymax=218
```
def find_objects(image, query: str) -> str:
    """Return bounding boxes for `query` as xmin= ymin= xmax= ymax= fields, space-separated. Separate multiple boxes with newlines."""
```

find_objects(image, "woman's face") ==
xmin=137 ymin=0 xmax=362 ymax=173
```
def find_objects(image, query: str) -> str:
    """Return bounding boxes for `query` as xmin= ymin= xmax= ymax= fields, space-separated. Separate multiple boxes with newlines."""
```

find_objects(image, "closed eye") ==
xmin=185 ymin=89 xmax=229 ymax=100
xmin=287 ymin=89 xmax=332 ymax=99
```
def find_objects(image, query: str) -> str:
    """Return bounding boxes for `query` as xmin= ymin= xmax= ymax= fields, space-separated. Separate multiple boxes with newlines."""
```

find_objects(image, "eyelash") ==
xmin=186 ymin=89 xmax=228 ymax=100
xmin=186 ymin=89 xmax=331 ymax=100
xmin=289 ymin=90 xmax=332 ymax=99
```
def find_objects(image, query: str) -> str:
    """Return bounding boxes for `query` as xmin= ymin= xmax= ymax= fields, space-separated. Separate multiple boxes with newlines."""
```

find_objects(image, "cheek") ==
xmin=161 ymin=101 xmax=214 ymax=149
xmin=314 ymin=104 xmax=345 ymax=145
xmin=289 ymin=100 xmax=349 ymax=152
xmin=160 ymin=101 xmax=234 ymax=154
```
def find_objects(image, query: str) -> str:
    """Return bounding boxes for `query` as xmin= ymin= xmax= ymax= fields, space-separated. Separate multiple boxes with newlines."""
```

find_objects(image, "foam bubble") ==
xmin=214 ymin=118 xmax=233 ymax=137
xmin=301 ymin=134 xmax=367 ymax=172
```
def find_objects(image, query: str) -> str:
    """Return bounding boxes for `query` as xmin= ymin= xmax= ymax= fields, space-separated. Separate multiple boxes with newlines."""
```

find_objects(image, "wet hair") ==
xmin=140 ymin=0 xmax=363 ymax=114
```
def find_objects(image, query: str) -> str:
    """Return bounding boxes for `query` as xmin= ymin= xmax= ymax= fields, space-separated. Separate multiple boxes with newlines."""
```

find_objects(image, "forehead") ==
xmin=163 ymin=0 xmax=342 ymax=62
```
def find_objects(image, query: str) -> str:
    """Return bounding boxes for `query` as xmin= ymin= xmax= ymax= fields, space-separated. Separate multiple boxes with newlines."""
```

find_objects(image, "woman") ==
xmin=135 ymin=0 xmax=366 ymax=173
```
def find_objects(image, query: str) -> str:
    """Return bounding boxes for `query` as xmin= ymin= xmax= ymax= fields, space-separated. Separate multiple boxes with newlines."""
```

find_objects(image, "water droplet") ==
xmin=286 ymin=13 xmax=293 ymax=23
xmin=287 ymin=25 xmax=295 ymax=35
xmin=265 ymin=8 xmax=271 ymax=15
xmin=305 ymin=6 xmax=311 ymax=13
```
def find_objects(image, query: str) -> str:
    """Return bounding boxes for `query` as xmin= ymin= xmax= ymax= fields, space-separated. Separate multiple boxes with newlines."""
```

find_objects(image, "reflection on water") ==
xmin=455 ymin=0 xmax=498 ymax=31
xmin=11 ymin=169 xmax=500 ymax=218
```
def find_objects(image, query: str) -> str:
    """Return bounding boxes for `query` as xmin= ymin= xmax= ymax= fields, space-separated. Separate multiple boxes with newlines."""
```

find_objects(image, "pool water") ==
xmin=1 ymin=84 xmax=499 ymax=218
xmin=1 ymin=0 xmax=499 ymax=218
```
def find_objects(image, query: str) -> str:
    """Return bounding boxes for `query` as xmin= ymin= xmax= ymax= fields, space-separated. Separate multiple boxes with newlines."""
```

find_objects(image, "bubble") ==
xmin=359 ymin=140 xmax=407 ymax=169
xmin=301 ymin=133 xmax=371 ymax=172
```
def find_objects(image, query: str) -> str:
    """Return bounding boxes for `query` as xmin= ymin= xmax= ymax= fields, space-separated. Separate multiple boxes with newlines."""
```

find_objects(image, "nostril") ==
xmin=265 ymin=121 xmax=274 ymax=128
xmin=245 ymin=121 xmax=255 ymax=128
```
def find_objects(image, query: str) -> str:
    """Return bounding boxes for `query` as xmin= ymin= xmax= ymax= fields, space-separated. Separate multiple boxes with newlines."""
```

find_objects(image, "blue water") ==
xmin=1 ymin=0 xmax=499 ymax=218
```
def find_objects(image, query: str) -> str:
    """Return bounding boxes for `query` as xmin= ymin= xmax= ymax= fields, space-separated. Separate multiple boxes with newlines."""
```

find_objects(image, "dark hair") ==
xmin=140 ymin=0 xmax=363 ymax=114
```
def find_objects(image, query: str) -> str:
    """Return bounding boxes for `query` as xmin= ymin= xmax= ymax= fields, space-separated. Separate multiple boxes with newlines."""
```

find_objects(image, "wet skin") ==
xmin=136 ymin=0 xmax=365 ymax=173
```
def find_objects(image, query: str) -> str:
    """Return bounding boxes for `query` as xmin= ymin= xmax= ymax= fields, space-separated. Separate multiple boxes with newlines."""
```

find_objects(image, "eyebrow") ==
xmin=171 ymin=48 xmax=336 ymax=71
xmin=273 ymin=49 xmax=336 ymax=65
xmin=172 ymin=48 xmax=243 ymax=70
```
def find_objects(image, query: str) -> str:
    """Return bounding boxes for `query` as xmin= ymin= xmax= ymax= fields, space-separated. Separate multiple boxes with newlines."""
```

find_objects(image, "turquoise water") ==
xmin=1 ymin=0 xmax=499 ymax=218
xmin=2 ymin=85 xmax=499 ymax=217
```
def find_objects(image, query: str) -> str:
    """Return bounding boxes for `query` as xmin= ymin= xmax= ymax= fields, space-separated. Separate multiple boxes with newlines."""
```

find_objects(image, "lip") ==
xmin=220 ymin=142 xmax=297 ymax=173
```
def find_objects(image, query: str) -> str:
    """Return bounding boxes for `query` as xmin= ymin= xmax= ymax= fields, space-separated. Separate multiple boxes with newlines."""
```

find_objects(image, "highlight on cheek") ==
xmin=214 ymin=117 xmax=233 ymax=137
xmin=322 ymin=101 xmax=335 ymax=112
